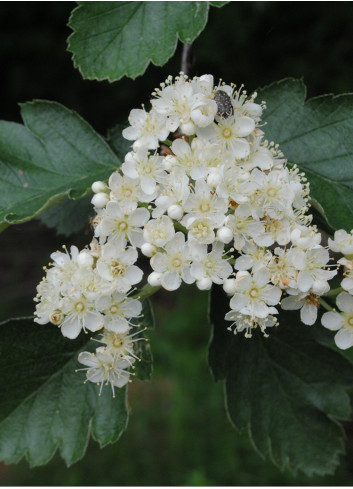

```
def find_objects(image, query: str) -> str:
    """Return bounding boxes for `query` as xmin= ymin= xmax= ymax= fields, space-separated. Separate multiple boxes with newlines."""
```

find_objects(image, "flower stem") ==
xmin=318 ymin=297 xmax=334 ymax=312
xmin=323 ymin=287 xmax=343 ymax=298
xmin=134 ymin=283 xmax=161 ymax=301
xmin=174 ymin=221 xmax=188 ymax=234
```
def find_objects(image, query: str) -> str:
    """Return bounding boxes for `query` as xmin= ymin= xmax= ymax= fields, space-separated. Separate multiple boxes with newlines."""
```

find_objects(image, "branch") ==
xmin=181 ymin=43 xmax=194 ymax=77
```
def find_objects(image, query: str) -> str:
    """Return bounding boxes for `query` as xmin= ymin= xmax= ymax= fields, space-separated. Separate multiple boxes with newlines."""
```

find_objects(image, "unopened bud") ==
xmin=91 ymin=192 xmax=109 ymax=209
xmin=196 ymin=278 xmax=212 ymax=290
xmin=180 ymin=121 xmax=196 ymax=136
xmin=216 ymin=226 xmax=233 ymax=244
xmin=91 ymin=181 xmax=107 ymax=194
xmin=223 ymin=278 xmax=237 ymax=295
xmin=141 ymin=243 xmax=156 ymax=258
xmin=148 ymin=272 xmax=162 ymax=287
xmin=207 ymin=172 xmax=222 ymax=188
xmin=167 ymin=204 xmax=183 ymax=221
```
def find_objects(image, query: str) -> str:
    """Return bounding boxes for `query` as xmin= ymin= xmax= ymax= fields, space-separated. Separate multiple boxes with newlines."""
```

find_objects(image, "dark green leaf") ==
xmin=0 ymin=317 xmax=128 ymax=467
xmin=258 ymin=78 xmax=353 ymax=231
xmin=107 ymin=123 xmax=132 ymax=160
xmin=67 ymin=2 xmax=210 ymax=82
xmin=209 ymin=286 xmax=353 ymax=476
xmin=0 ymin=100 xmax=119 ymax=229
xmin=209 ymin=1 xmax=229 ymax=7
xmin=38 ymin=195 xmax=94 ymax=236
xmin=132 ymin=299 xmax=154 ymax=382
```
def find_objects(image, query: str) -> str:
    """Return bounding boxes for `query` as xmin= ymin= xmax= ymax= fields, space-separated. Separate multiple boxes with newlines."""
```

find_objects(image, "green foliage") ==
xmin=4 ymin=288 xmax=353 ymax=485
xmin=107 ymin=124 xmax=133 ymax=160
xmin=0 ymin=317 xmax=128 ymax=467
xmin=209 ymin=1 xmax=230 ymax=7
xmin=38 ymin=196 xmax=94 ymax=237
xmin=131 ymin=299 xmax=154 ymax=382
xmin=209 ymin=286 xmax=353 ymax=476
xmin=67 ymin=1 xmax=214 ymax=82
xmin=0 ymin=300 xmax=153 ymax=467
xmin=0 ymin=101 xmax=119 ymax=231
xmin=258 ymin=78 xmax=353 ymax=231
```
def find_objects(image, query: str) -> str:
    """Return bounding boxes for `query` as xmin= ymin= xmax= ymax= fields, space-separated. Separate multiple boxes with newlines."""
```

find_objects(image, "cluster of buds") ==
xmin=34 ymin=73 xmax=349 ymax=396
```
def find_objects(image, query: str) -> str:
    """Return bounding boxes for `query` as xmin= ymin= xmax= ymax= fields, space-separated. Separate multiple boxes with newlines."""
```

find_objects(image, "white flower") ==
xmin=97 ymin=244 xmax=143 ymax=294
xmin=321 ymin=292 xmax=353 ymax=349
xmin=143 ymin=215 xmax=175 ymax=247
xmin=182 ymin=179 xmax=228 ymax=226
xmin=253 ymin=217 xmax=292 ymax=247
xmin=61 ymin=292 xmax=103 ymax=339
xmin=101 ymin=329 xmax=144 ymax=362
xmin=152 ymin=74 xmax=217 ymax=134
xmin=150 ymin=232 xmax=194 ymax=290
xmin=250 ymin=168 xmax=294 ymax=220
xmin=215 ymin=165 xmax=255 ymax=204
xmin=341 ymin=269 xmax=353 ymax=294
xmin=225 ymin=310 xmax=277 ymax=338
xmin=292 ymin=246 xmax=336 ymax=293
xmin=122 ymin=108 xmax=169 ymax=150
xmin=281 ymin=292 xmax=319 ymax=325
xmin=152 ymin=167 xmax=190 ymax=218
xmin=34 ymin=279 xmax=63 ymax=325
xmin=122 ymin=149 xmax=167 ymax=195
xmin=190 ymin=241 xmax=232 ymax=285
xmin=328 ymin=229 xmax=353 ymax=256
xmin=197 ymin=114 xmax=255 ymax=159
xmin=234 ymin=241 xmax=272 ymax=273
xmin=187 ymin=218 xmax=216 ymax=244
xmin=96 ymin=292 xmax=142 ymax=333
xmin=171 ymin=137 xmax=222 ymax=180
xmin=291 ymin=226 xmax=321 ymax=249
xmin=78 ymin=348 xmax=132 ymax=396
xmin=229 ymin=268 xmax=281 ymax=319
xmin=95 ymin=201 xmax=150 ymax=248
xmin=267 ymin=247 xmax=298 ymax=289
xmin=109 ymin=173 xmax=155 ymax=213
xmin=225 ymin=204 xmax=264 ymax=251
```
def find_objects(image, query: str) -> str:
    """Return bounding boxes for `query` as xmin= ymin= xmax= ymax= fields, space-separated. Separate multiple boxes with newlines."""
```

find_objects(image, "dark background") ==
xmin=1 ymin=1 xmax=353 ymax=485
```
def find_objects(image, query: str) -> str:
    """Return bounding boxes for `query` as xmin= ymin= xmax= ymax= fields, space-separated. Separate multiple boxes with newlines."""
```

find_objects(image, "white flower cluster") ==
xmin=34 ymin=73 xmax=347 ymax=395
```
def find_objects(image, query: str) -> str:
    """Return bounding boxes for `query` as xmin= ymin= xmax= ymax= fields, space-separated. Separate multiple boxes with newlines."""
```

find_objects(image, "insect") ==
xmin=214 ymin=89 xmax=233 ymax=118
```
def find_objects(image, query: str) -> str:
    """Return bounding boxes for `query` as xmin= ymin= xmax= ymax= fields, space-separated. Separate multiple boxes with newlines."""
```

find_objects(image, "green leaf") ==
xmin=258 ymin=78 xmax=353 ymax=231
xmin=0 ymin=100 xmax=119 ymax=229
xmin=209 ymin=286 xmax=353 ymax=476
xmin=67 ymin=1 xmax=210 ymax=82
xmin=0 ymin=299 xmax=154 ymax=467
xmin=38 ymin=195 xmax=94 ymax=236
xmin=209 ymin=1 xmax=229 ymax=7
xmin=107 ymin=123 xmax=132 ymax=160
xmin=0 ymin=317 xmax=128 ymax=467
xmin=133 ymin=299 xmax=155 ymax=381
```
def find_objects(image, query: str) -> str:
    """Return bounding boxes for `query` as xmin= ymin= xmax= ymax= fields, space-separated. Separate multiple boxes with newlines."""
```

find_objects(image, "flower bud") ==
xmin=196 ymin=278 xmax=212 ymax=290
xmin=216 ymin=226 xmax=233 ymax=244
xmin=148 ymin=272 xmax=162 ymax=287
xmin=167 ymin=204 xmax=183 ymax=221
xmin=141 ymin=243 xmax=156 ymax=257
xmin=91 ymin=181 xmax=107 ymax=193
xmin=223 ymin=278 xmax=237 ymax=295
xmin=180 ymin=121 xmax=196 ymax=136
xmin=207 ymin=172 xmax=222 ymax=188
xmin=91 ymin=192 xmax=109 ymax=209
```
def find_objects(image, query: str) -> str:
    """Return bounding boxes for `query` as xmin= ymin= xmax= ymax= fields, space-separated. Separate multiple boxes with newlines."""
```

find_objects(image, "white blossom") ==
xmin=321 ymin=292 xmax=353 ymax=349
